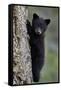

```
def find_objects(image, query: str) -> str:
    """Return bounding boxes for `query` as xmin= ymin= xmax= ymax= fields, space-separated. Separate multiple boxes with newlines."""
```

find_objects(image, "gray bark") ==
xmin=12 ymin=5 xmax=32 ymax=85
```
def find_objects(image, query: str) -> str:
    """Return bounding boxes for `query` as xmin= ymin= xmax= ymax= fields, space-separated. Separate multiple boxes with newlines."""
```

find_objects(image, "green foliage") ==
xmin=39 ymin=50 xmax=58 ymax=83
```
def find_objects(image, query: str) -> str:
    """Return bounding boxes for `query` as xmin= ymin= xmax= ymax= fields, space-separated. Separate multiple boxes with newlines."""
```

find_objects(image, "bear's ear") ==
xmin=45 ymin=19 xmax=51 ymax=25
xmin=33 ymin=13 xmax=39 ymax=19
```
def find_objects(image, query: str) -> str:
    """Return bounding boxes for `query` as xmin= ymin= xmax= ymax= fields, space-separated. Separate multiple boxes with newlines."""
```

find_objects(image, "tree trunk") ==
xmin=12 ymin=5 xmax=32 ymax=85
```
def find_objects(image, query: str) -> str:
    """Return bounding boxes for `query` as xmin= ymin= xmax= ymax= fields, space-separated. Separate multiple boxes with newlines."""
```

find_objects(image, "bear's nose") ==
xmin=35 ymin=28 xmax=42 ymax=35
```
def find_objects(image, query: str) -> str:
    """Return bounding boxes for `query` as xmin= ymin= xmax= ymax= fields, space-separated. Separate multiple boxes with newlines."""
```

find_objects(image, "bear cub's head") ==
xmin=32 ymin=13 xmax=51 ymax=35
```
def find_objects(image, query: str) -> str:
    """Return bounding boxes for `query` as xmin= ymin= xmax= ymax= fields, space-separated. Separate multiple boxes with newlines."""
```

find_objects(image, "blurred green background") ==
xmin=28 ymin=6 xmax=59 ymax=83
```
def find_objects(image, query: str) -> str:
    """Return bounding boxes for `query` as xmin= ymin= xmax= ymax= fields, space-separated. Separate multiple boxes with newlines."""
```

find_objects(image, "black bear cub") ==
xmin=26 ymin=13 xmax=50 ymax=82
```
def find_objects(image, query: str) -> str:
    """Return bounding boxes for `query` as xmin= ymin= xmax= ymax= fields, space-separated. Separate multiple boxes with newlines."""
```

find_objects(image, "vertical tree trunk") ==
xmin=13 ymin=5 xmax=32 ymax=85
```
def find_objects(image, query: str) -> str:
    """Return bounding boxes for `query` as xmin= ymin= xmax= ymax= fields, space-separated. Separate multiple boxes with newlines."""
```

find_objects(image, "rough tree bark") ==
xmin=12 ymin=5 xmax=32 ymax=85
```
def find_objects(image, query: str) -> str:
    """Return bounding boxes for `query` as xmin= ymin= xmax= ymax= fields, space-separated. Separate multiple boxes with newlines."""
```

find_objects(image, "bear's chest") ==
xmin=30 ymin=35 xmax=44 ymax=49
xmin=30 ymin=37 xmax=44 ymax=56
xmin=30 ymin=36 xmax=44 ymax=58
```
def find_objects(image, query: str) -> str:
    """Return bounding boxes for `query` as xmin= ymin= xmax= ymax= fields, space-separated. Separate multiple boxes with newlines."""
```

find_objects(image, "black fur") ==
xmin=26 ymin=13 xmax=50 ymax=82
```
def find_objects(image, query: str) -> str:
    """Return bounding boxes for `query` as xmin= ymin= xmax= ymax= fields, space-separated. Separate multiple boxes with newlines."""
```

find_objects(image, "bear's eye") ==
xmin=38 ymin=23 xmax=42 ymax=28
xmin=40 ymin=23 xmax=45 ymax=29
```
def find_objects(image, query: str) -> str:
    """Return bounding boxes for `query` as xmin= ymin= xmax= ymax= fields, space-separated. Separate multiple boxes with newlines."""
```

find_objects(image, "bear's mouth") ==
xmin=35 ymin=28 xmax=42 ymax=35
